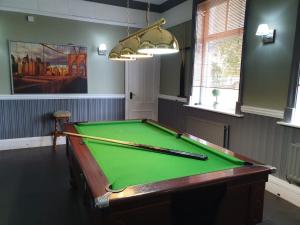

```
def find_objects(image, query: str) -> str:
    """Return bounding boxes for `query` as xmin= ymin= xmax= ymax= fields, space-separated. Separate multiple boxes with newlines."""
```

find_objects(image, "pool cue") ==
xmin=64 ymin=132 xmax=208 ymax=161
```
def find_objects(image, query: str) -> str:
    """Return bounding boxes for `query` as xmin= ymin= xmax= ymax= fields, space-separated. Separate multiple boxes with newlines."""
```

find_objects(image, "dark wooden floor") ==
xmin=0 ymin=146 xmax=299 ymax=225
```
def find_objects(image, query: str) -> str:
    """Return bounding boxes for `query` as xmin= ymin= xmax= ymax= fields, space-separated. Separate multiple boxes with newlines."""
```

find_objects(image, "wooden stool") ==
xmin=52 ymin=111 xmax=71 ymax=150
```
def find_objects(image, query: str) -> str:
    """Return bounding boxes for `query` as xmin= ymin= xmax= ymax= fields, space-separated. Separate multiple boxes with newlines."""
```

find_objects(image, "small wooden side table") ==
xmin=52 ymin=111 xmax=71 ymax=150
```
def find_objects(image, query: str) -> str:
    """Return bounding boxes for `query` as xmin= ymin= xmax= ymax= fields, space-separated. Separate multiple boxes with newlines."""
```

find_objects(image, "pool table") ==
xmin=65 ymin=119 xmax=275 ymax=225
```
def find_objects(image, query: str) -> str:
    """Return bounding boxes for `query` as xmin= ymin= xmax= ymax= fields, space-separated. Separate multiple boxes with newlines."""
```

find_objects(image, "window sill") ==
xmin=184 ymin=104 xmax=244 ymax=118
xmin=277 ymin=121 xmax=300 ymax=129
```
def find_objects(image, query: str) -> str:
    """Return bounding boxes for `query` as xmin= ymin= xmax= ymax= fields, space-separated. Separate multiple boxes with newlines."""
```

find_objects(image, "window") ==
xmin=190 ymin=0 xmax=247 ymax=113
xmin=297 ymin=77 xmax=300 ymax=108
xmin=292 ymin=72 xmax=300 ymax=123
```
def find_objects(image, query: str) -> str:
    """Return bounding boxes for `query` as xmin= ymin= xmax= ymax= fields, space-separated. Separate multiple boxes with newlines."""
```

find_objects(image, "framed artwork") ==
xmin=9 ymin=41 xmax=88 ymax=94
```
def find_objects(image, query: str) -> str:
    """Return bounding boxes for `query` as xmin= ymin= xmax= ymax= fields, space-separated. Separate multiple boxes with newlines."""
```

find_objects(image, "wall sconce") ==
xmin=98 ymin=44 xmax=107 ymax=56
xmin=256 ymin=24 xmax=276 ymax=44
xmin=27 ymin=15 xmax=35 ymax=22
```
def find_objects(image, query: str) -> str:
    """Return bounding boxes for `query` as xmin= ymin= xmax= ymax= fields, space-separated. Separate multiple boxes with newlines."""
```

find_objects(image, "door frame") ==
xmin=125 ymin=58 xmax=160 ymax=120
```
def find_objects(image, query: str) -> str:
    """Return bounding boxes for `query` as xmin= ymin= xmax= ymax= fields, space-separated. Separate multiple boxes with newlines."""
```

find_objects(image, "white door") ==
xmin=125 ymin=57 xmax=160 ymax=120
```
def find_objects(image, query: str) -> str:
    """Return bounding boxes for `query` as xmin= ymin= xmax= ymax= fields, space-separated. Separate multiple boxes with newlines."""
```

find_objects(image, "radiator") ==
xmin=185 ymin=117 xmax=229 ymax=148
xmin=286 ymin=143 xmax=300 ymax=186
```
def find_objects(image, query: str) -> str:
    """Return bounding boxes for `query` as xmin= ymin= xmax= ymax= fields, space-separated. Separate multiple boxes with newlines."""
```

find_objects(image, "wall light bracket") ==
xmin=98 ymin=44 xmax=107 ymax=56
xmin=263 ymin=29 xmax=276 ymax=44
xmin=256 ymin=24 xmax=276 ymax=44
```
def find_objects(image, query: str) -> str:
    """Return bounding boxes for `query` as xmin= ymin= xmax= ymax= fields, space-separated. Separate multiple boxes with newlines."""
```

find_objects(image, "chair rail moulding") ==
xmin=0 ymin=94 xmax=125 ymax=100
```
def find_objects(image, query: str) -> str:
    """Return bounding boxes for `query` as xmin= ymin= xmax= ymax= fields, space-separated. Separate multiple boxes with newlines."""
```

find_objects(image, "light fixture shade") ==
xmin=109 ymin=43 xmax=136 ymax=61
xmin=99 ymin=44 xmax=107 ymax=51
xmin=137 ymin=27 xmax=179 ymax=55
xmin=98 ymin=43 xmax=107 ymax=55
xmin=256 ymin=24 xmax=270 ymax=36
xmin=120 ymin=37 xmax=153 ymax=58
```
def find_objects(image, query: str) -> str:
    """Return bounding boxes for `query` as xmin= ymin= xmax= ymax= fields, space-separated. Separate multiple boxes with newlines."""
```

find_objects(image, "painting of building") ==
xmin=10 ymin=41 xmax=88 ymax=94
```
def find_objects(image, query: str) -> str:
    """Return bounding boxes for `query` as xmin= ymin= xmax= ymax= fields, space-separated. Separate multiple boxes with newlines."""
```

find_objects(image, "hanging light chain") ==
xmin=127 ymin=0 xmax=130 ymax=36
xmin=146 ymin=0 xmax=150 ymax=26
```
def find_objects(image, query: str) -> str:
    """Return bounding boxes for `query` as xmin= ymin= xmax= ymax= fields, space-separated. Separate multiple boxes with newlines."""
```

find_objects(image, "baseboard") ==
xmin=0 ymin=136 xmax=66 ymax=151
xmin=266 ymin=175 xmax=300 ymax=207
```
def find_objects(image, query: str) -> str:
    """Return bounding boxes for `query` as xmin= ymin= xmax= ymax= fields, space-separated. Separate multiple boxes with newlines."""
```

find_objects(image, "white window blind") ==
xmin=191 ymin=0 xmax=246 ymax=112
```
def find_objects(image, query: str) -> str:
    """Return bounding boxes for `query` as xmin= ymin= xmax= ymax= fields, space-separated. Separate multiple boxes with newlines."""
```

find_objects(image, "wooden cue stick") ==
xmin=64 ymin=132 xmax=208 ymax=161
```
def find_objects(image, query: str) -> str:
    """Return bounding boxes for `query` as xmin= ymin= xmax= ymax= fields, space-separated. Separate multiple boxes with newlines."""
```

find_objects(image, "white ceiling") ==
xmin=136 ymin=0 xmax=168 ymax=5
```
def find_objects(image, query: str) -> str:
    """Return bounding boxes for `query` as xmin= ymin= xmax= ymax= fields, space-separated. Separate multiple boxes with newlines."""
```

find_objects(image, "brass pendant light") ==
xmin=136 ymin=1 xmax=178 ymax=55
xmin=108 ymin=0 xmax=138 ymax=61
xmin=119 ymin=0 xmax=152 ymax=59
xmin=137 ymin=1 xmax=179 ymax=55
xmin=108 ymin=0 xmax=179 ymax=61
xmin=120 ymin=36 xmax=153 ymax=58
xmin=109 ymin=43 xmax=136 ymax=61
xmin=137 ymin=27 xmax=179 ymax=55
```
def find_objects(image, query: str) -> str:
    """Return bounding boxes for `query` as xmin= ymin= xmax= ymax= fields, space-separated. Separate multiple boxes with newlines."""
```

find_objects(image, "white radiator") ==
xmin=286 ymin=143 xmax=300 ymax=186
xmin=185 ymin=117 xmax=229 ymax=148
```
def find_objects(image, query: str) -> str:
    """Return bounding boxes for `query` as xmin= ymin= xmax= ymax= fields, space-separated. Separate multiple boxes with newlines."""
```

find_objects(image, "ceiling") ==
xmin=85 ymin=0 xmax=186 ymax=13
xmin=135 ymin=0 xmax=168 ymax=4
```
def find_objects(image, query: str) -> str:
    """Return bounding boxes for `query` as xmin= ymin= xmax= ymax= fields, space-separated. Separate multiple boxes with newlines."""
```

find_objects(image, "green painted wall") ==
xmin=160 ymin=21 xmax=192 ymax=97
xmin=0 ymin=11 xmax=127 ymax=94
xmin=160 ymin=0 xmax=299 ymax=111
xmin=243 ymin=0 xmax=299 ymax=110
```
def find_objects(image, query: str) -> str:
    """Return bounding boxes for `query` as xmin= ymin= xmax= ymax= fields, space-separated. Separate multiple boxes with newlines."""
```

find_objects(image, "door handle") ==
xmin=130 ymin=92 xmax=134 ymax=99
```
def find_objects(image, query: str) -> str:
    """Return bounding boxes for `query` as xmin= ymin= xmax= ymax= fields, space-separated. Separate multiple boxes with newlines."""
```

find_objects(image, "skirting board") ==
xmin=0 ymin=136 xmax=66 ymax=151
xmin=266 ymin=175 xmax=300 ymax=207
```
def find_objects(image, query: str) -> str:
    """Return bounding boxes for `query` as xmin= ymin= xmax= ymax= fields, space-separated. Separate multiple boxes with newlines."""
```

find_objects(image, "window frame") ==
xmin=284 ymin=0 xmax=300 ymax=123
xmin=189 ymin=0 xmax=250 ymax=115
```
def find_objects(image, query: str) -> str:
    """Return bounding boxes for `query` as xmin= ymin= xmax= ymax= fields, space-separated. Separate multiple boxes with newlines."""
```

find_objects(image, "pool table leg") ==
xmin=171 ymin=184 xmax=226 ymax=225
xmin=214 ymin=178 xmax=267 ymax=225
xmin=66 ymin=138 xmax=77 ymax=189
xmin=69 ymin=167 xmax=77 ymax=189
xmin=246 ymin=181 xmax=266 ymax=225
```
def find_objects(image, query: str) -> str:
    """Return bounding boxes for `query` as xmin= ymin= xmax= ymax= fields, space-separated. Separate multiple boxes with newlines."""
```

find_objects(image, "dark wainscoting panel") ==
xmin=0 ymin=98 xmax=125 ymax=140
xmin=158 ymin=98 xmax=186 ymax=131
xmin=158 ymin=98 xmax=300 ymax=179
